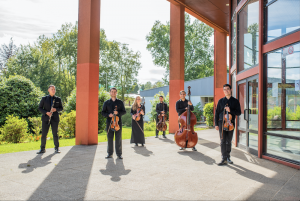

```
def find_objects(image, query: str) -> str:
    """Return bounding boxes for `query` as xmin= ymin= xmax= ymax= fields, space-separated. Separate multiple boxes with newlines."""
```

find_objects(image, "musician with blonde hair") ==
xmin=130 ymin=96 xmax=145 ymax=146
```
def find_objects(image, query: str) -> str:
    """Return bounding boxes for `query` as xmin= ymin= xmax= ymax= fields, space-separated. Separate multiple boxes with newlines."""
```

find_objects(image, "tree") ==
xmin=0 ymin=37 xmax=18 ymax=73
xmin=146 ymin=14 xmax=214 ymax=84
xmin=152 ymin=81 xmax=164 ymax=89
xmin=144 ymin=81 xmax=152 ymax=90
xmin=0 ymin=75 xmax=44 ymax=126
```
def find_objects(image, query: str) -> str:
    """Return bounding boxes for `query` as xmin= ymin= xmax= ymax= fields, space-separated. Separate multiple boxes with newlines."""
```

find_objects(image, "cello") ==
xmin=174 ymin=86 xmax=198 ymax=148
xmin=156 ymin=101 xmax=167 ymax=132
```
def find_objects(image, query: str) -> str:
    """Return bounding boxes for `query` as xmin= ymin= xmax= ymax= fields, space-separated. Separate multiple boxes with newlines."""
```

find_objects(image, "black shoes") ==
xmin=217 ymin=159 xmax=227 ymax=166
xmin=227 ymin=157 xmax=233 ymax=164
xmin=141 ymin=144 xmax=144 ymax=147
xmin=155 ymin=135 xmax=158 ymax=138
xmin=105 ymin=155 xmax=113 ymax=159
xmin=36 ymin=149 xmax=46 ymax=154
xmin=117 ymin=155 xmax=123 ymax=159
xmin=179 ymin=147 xmax=186 ymax=150
xmin=55 ymin=148 xmax=61 ymax=153
xmin=192 ymin=147 xmax=197 ymax=151
xmin=163 ymin=135 xmax=166 ymax=138
xmin=135 ymin=143 xmax=138 ymax=146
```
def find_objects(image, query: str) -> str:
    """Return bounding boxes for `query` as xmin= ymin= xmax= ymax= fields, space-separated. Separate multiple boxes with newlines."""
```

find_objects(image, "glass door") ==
xmin=237 ymin=75 xmax=259 ymax=155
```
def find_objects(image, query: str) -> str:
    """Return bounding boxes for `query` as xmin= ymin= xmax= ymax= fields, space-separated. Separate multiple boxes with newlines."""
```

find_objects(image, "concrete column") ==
xmin=169 ymin=2 xmax=185 ymax=134
xmin=213 ymin=30 xmax=227 ymax=125
xmin=76 ymin=0 xmax=100 ymax=145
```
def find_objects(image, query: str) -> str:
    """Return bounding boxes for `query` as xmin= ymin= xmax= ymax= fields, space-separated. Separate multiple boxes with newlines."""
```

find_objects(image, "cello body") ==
xmin=156 ymin=102 xmax=168 ymax=132
xmin=174 ymin=86 xmax=198 ymax=148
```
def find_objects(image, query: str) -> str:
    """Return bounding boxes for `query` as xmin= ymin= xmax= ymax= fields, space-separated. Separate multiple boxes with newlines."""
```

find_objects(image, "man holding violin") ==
xmin=176 ymin=90 xmax=197 ymax=151
xmin=101 ymin=87 xmax=126 ymax=159
xmin=215 ymin=84 xmax=241 ymax=165
xmin=155 ymin=96 xmax=168 ymax=138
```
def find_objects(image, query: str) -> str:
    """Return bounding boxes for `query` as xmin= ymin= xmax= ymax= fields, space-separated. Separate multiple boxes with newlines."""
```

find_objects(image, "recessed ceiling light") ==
xmin=226 ymin=4 xmax=229 ymax=6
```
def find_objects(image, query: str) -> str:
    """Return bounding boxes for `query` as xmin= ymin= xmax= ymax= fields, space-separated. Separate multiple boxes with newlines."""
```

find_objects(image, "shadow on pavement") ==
xmin=19 ymin=153 xmax=56 ymax=173
xmin=100 ymin=159 xmax=131 ymax=182
xmin=132 ymin=146 xmax=153 ymax=157
xmin=28 ymin=145 xmax=97 ymax=200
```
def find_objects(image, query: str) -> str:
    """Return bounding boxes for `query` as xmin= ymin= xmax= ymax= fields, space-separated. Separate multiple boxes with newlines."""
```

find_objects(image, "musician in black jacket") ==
xmin=215 ymin=84 xmax=241 ymax=165
xmin=37 ymin=85 xmax=63 ymax=154
xmin=101 ymin=87 xmax=126 ymax=159
xmin=155 ymin=96 xmax=168 ymax=138
xmin=176 ymin=90 xmax=197 ymax=151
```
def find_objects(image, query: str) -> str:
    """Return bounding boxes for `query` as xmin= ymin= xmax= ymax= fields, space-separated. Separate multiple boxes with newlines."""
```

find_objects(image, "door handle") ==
xmin=244 ymin=109 xmax=247 ymax=121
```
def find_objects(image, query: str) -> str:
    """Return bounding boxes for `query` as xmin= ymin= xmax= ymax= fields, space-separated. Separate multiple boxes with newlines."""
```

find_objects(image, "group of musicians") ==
xmin=37 ymin=84 xmax=241 ymax=166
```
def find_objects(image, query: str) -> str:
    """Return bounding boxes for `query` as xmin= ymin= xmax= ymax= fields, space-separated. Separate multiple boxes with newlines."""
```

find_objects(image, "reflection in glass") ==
xmin=239 ymin=130 xmax=246 ymax=145
xmin=238 ymin=82 xmax=247 ymax=129
xmin=249 ymin=133 xmax=258 ymax=150
xmin=232 ymin=72 xmax=236 ymax=98
xmin=248 ymin=79 xmax=259 ymax=131
xmin=265 ymin=0 xmax=300 ymax=42
xmin=231 ymin=11 xmax=237 ymax=66
xmin=266 ymin=135 xmax=300 ymax=162
xmin=238 ymin=0 xmax=259 ymax=72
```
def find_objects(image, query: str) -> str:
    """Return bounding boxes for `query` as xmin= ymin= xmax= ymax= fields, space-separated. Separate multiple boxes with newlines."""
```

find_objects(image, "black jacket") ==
xmin=214 ymin=96 xmax=241 ymax=126
xmin=176 ymin=99 xmax=194 ymax=116
xmin=156 ymin=102 xmax=168 ymax=115
xmin=101 ymin=98 xmax=126 ymax=123
xmin=39 ymin=95 xmax=63 ymax=122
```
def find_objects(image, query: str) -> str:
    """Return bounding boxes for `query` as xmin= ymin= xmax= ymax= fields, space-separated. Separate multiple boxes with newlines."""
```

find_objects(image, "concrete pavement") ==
xmin=0 ymin=129 xmax=299 ymax=200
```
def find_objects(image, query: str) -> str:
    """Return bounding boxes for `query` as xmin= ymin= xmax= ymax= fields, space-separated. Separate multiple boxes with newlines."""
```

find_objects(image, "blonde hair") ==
xmin=132 ymin=96 xmax=141 ymax=111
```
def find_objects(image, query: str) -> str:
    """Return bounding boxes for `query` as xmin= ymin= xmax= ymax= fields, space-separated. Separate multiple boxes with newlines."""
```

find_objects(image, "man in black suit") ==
xmin=37 ymin=85 xmax=63 ymax=154
xmin=101 ymin=87 xmax=126 ymax=159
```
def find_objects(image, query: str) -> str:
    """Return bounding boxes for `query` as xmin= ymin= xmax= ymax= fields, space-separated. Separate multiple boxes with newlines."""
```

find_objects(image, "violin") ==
xmin=110 ymin=106 xmax=120 ymax=132
xmin=174 ymin=86 xmax=198 ymax=148
xmin=133 ymin=100 xmax=145 ymax=121
xmin=223 ymin=104 xmax=234 ymax=131
xmin=156 ymin=101 xmax=167 ymax=132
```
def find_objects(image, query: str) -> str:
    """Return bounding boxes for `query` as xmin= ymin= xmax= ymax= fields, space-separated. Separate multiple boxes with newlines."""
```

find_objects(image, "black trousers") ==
xmin=106 ymin=123 xmax=122 ymax=156
xmin=218 ymin=121 xmax=234 ymax=159
xmin=156 ymin=117 xmax=165 ymax=136
xmin=41 ymin=120 xmax=59 ymax=150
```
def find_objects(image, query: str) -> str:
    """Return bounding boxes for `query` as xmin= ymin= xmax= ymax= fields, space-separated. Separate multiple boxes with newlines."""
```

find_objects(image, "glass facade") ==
xmin=266 ymin=42 xmax=300 ymax=133
xmin=237 ymin=0 xmax=259 ymax=72
xmin=265 ymin=0 xmax=300 ymax=42
xmin=231 ymin=72 xmax=236 ymax=98
xmin=230 ymin=0 xmax=300 ymax=165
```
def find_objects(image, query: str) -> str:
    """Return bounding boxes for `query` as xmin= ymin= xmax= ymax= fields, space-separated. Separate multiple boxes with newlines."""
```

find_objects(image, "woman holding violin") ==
xmin=101 ymin=87 xmax=126 ymax=159
xmin=215 ymin=84 xmax=241 ymax=166
xmin=130 ymin=96 xmax=145 ymax=146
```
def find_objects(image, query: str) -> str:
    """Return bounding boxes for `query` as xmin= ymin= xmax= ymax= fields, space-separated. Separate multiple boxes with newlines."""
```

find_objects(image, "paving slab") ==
xmin=0 ymin=129 xmax=299 ymax=200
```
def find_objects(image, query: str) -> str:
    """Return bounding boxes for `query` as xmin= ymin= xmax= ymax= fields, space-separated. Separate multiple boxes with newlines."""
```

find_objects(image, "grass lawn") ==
xmin=0 ymin=126 xmax=207 ymax=154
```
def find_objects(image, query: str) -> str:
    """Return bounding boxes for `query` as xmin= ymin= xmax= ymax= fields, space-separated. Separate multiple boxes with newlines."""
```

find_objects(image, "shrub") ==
xmin=122 ymin=107 xmax=132 ymax=127
xmin=59 ymin=111 xmax=76 ymax=139
xmin=193 ymin=102 xmax=203 ymax=121
xmin=203 ymin=102 xmax=214 ymax=127
xmin=0 ymin=75 xmax=44 ymax=126
xmin=0 ymin=115 xmax=28 ymax=143
xmin=28 ymin=117 xmax=42 ymax=136
xmin=144 ymin=121 xmax=157 ymax=131
xmin=64 ymin=87 xmax=110 ymax=133
xmin=147 ymin=91 xmax=169 ymax=121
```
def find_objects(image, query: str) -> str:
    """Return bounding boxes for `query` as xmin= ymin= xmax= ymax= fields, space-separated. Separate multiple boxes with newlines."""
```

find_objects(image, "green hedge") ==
xmin=203 ymin=102 xmax=214 ymax=127
xmin=0 ymin=115 xmax=28 ymax=143
xmin=0 ymin=75 xmax=44 ymax=127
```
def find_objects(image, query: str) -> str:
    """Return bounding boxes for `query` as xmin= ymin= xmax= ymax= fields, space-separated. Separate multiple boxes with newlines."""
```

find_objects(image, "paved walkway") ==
xmin=0 ymin=129 xmax=299 ymax=200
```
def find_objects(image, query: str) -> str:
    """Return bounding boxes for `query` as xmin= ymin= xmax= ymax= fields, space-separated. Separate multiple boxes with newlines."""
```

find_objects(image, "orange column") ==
xmin=213 ymin=30 xmax=227 ymax=125
xmin=169 ymin=2 xmax=185 ymax=134
xmin=76 ymin=0 xmax=100 ymax=145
